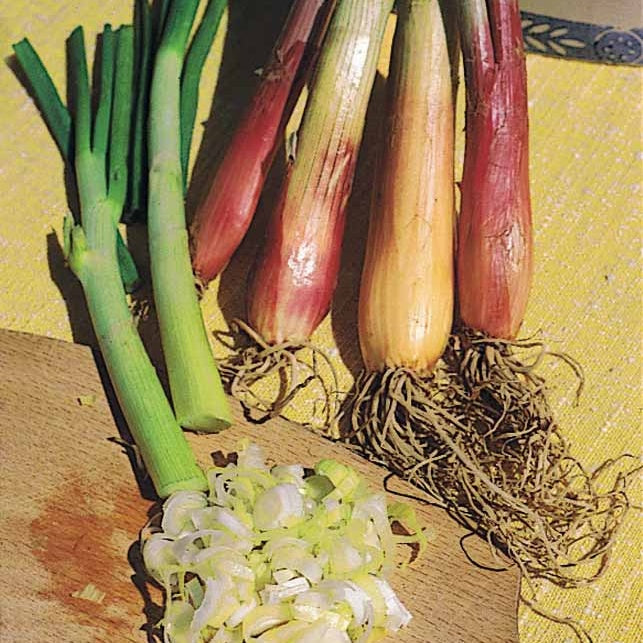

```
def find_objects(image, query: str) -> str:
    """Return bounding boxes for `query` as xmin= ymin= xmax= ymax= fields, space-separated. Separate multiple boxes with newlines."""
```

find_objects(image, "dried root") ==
xmin=346 ymin=328 xmax=637 ymax=589
xmin=218 ymin=319 xmax=340 ymax=436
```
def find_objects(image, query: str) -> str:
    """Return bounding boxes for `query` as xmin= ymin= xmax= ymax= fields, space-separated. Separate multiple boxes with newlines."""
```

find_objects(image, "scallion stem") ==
xmin=153 ymin=0 xmax=172 ymax=44
xmin=69 ymin=215 xmax=207 ymax=498
xmin=148 ymin=0 xmax=231 ymax=432
xmin=109 ymin=26 xmax=136 ymax=210
xmin=12 ymin=38 xmax=72 ymax=159
xmin=127 ymin=0 xmax=153 ymax=221
xmin=92 ymin=25 xmax=115 ymax=159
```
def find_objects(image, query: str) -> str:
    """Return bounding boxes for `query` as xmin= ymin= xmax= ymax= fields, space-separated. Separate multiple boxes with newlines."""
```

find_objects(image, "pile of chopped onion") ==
xmin=142 ymin=441 xmax=426 ymax=642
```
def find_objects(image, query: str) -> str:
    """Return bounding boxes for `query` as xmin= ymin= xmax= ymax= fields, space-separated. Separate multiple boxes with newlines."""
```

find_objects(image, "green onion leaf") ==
xmin=179 ymin=0 xmax=226 ymax=188
xmin=12 ymin=38 xmax=72 ymax=160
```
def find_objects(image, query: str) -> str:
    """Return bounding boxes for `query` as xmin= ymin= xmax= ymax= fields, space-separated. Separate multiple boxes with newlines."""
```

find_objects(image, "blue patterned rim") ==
xmin=521 ymin=10 xmax=643 ymax=65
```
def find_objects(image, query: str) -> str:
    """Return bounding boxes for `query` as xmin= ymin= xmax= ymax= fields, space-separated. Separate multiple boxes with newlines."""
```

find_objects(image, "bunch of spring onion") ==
xmin=143 ymin=440 xmax=425 ymax=642
xmin=190 ymin=0 xmax=336 ymax=285
xmin=15 ymin=0 xmax=231 ymax=436
xmin=220 ymin=0 xmax=395 ymax=429
xmin=14 ymin=0 xmax=234 ymax=478
xmin=349 ymin=0 xmax=633 ymax=600
xmin=12 ymin=37 xmax=140 ymax=293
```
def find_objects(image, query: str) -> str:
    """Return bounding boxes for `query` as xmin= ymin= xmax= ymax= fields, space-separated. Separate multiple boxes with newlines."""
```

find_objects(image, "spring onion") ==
xmin=456 ymin=0 xmax=532 ymax=340
xmin=191 ymin=0 xmax=336 ymax=285
xmin=357 ymin=0 xmax=456 ymax=375
xmin=142 ymin=440 xmax=426 ymax=642
xmin=147 ymin=0 xmax=231 ymax=432
xmin=224 ymin=0 xmax=394 ymax=426
xmin=348 ymin=0 xmax=458 ymax=471
xmin=429 ymin=0 xmax=632 ymax=588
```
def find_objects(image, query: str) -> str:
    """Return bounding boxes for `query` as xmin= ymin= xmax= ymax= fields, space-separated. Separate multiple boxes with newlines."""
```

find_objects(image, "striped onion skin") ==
xmin=191 ymin=0 xmax=334 ymax=284
xmin=247 ymin=0 xmax=395 ymax=345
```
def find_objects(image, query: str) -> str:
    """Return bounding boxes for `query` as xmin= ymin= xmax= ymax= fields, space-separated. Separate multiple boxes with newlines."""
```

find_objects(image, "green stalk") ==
xmin=148 ymin=0 xmax=231 ymax=432
xmin=12 ymin=36 xmax=140 ymax=293
xmin=63 ymin=26 xmax=206 ymax=498
xmin=153 ymin=0 xmax=172 ymax=44
xmin=92 ymin=25 xmax=114 ymax=158
xmin=67 ymin=27 xmax=100 ymax=207
xmin=67 ymin=216 xmax=207 ymax=498
xmin=109 ymin=27 xmax=135 ymax=209
xmin=116 ymin=233 xmax=141 ymax=292
xmin=127 ymin=0 xmax=153 ymax=220
xmin=180 ymin=0 xmax=227 ymax=187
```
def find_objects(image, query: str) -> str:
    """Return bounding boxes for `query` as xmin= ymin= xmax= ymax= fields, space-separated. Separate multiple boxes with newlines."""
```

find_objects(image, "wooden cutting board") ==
xmin=0 ymin=329 xmax=520 ymax=643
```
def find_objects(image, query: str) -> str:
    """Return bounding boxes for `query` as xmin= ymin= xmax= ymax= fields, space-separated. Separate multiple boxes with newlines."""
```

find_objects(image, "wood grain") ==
xmin=0 ymin=329 xmax=520 ymax=642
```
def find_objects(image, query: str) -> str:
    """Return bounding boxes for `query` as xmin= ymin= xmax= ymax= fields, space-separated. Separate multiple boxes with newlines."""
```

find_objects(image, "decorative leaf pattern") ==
xmin=520 ymin=11 xmax=643 ymax=66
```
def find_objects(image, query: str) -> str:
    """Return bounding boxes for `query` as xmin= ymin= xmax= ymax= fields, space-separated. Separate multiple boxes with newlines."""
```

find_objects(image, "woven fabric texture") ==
xmin=1 ymin=2 xmax=640 ymax=642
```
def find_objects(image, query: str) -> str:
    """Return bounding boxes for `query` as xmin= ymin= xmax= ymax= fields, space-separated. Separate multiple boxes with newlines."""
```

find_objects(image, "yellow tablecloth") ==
xmin=1 ymin=2 xmax=640 ymax=642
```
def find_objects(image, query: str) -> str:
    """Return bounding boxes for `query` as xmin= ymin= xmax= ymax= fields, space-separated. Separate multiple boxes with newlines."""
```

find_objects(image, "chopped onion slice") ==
xmin=253 ymin=483 xmax=304 ymax=531
xmin=142 ymin=441 xmax=426 ymax=642
xmin=236 ymin=439 xmax=269 ymax=471
xmin=161 ymin=491 xmax=208 ymax=537
xmin=191 ymin=577 xmax=239 ymax=632
xmin=374 ymin=577 xmax=413 ymax=631
xmin=242 ymin=604 xmax=292 ymax=638
xmin=260 ymin=577 xmax=310 ymax=605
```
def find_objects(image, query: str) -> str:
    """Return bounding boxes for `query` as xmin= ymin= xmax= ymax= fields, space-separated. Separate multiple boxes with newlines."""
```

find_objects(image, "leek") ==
xmin=41 ymin=24 xmax=205 ymax=498
xmin=147 ymin=0 xmax=231 ymax=432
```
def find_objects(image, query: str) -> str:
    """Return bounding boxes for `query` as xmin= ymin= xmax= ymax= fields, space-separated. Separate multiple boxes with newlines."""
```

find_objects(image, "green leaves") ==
xmin=12 ymin=38 xmax=72 ymax=160
xmin=13 ymin=27 xmax=140 ymax=291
